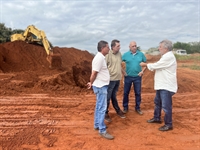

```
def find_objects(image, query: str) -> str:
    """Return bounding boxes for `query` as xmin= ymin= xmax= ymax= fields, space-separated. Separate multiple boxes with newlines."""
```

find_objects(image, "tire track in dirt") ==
xmin=0 ymin=92 xmax=199 ymax=149
xmin=0 ymin=94 xmax=94 ymax=149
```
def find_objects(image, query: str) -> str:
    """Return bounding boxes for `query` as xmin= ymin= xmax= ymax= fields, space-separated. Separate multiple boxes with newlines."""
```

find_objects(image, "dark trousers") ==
xmin=106 ymin=80 xmax=121 ymax=114
xmin=123 ymin=76 xmax=142 ymax=110
xmin=154 ymin=90 xmax=175 ymax=127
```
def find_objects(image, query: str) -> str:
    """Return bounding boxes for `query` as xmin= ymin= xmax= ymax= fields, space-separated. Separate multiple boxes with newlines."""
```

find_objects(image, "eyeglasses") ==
xmin=132 ymin=45 xmax=137 ymax=47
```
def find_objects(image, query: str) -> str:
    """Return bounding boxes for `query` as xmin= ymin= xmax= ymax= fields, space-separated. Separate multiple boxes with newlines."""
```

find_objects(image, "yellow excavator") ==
xmin=10 ymin=25 xmax=62 ymax=69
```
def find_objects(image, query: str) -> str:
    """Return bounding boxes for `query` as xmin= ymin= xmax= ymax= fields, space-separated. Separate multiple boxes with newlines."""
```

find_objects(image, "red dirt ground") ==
xmin=0 ymin=41 xmax=199 ymax=150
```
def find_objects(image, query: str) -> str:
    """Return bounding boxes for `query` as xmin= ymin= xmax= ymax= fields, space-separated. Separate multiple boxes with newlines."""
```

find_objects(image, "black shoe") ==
xmin=122 ymin=108 xmax=128 ymax=114
xmin=117 ymin=110 xmax=126 ymax=118
xmin=159 ymin=125 xmax=173 ymax=131
xmin=147 ymin=118 xmax=162 ymax=124
xmin=136 ymin=109 xmax=143 ymax=115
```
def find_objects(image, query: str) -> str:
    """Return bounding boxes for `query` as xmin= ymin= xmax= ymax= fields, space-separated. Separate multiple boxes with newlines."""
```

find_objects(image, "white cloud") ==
xmin=0 ymin=0 xmax=199 ymax=53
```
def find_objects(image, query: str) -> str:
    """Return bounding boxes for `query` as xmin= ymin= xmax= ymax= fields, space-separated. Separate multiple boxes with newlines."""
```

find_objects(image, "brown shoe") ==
xmin=99 ymin=132 xmax=114 ymax=140
xmin=105 ymin=114 xmax=111 ymax=122
xmin=117 ymin=110 xmax=126 ymax=118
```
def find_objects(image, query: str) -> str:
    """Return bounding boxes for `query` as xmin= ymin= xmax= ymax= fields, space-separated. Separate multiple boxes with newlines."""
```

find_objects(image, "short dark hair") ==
xmin=97 ymin=40 xmax=108 ymax=52
xmin=111 ymin=39 xmax=120 ymax=49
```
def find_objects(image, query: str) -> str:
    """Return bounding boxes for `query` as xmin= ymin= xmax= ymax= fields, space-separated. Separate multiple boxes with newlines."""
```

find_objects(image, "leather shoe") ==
xmin=136 ymin=109 xmax=143 ymax=115
xmin=99 ymin=132 xmax=114 ymax=140
xmin=147 ymin=118 xmax=162 ymax=124
xmin=122 ymin=108 xmax=128 ymax=114
xmin=159 ymin=125 xmax=173 ymax=131
xmin=117 ymin=110 xmax=126 ymax=118
xmin=105 ymin=114 xmax=112 ymax=122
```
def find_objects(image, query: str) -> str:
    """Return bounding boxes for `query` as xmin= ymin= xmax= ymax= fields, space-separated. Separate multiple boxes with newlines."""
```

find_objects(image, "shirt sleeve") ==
xmin=122 ymin=53 xmax=125 ymax=61
xmin=105 ymin=53 xmax=110 ymax=66
xmin=92 ymin=56 xmax=103 ymax=72
xmin=147 ymin=54 xmax=174 ymax=71
xmin=142 ymin=53 xmax=147 ymax=62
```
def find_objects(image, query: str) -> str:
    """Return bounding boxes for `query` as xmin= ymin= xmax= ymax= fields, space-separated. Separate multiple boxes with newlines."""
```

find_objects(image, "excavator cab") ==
xmin=10 ymin=25 xmax=62 ymax=69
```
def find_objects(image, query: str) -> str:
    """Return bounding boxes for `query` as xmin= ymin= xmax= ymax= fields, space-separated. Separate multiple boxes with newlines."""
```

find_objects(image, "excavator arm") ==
xmin=10 ymin=25 xmax=62 ymax=68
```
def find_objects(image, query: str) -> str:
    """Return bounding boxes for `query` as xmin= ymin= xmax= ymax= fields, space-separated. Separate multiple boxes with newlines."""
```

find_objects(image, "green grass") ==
xmin=190 ymin=65 xmax=200 ymax=70
xmin=181 ymin=64 xmax=200 ymax=70
xmin=176 ymin=54 xmax=200 ymax=70
xmin=175 ymin=54 xmax=200 ymax=61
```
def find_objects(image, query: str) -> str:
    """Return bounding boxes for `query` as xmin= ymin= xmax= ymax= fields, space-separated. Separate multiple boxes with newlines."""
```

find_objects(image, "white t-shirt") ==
xmin=92 ymin=52 xmax=110 ymax=87
xmin=147 ymin=51 xmax=178 ymax=93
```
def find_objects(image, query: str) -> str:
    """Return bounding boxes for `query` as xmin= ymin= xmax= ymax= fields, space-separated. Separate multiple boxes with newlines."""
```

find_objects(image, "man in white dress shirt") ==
xmin=140 ymin=39 xmax=177 ymax=131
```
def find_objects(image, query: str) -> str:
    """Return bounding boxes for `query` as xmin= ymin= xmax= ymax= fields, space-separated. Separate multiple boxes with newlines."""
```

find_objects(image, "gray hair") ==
xmin=160 ymin=39 xmax=173 ymax=51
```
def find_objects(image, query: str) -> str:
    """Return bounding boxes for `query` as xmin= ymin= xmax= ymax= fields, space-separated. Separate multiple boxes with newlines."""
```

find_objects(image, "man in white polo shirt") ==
xmin=140 ymin=39 xmax=177 ymax=131
xmin=87 ymin=40 xmax=114 ymax=140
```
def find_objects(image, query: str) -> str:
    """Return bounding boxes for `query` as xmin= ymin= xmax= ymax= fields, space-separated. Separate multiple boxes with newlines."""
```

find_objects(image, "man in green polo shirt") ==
xmin=122 ymin=41 xmax=146 ymax=115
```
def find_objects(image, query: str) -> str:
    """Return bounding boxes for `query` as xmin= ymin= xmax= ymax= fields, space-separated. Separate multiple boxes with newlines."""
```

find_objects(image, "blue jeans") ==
xmin=106 ymin=80 xmax=121 ymax=114
xmin=153 ymin=90 xmax=175 ymax=127
xmin=123 ymin=76 xmax=142 ymax=110
xmin=92 ymin=85 xmax=108 ymax=133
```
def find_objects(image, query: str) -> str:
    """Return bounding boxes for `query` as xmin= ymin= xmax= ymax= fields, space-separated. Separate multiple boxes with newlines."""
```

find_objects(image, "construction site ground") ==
xmin=0 ymin=41 xmax=199 ymax=150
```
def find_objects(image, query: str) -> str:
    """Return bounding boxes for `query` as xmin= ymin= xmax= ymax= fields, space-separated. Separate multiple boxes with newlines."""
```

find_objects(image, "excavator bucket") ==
xmin=47 ymin=54 xmax=62 ymax=69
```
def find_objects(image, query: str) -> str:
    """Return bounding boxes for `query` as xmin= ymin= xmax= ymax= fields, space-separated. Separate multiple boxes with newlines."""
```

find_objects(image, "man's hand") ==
xmin=87 ymin=71 xmax=98 ymax=89
xmin=140 ymin=62 xmax=147 ymax=67
xmin=138 ymin=71 xmax=144 ymax=77
xmin=87 ymin=82 xmax=92 ymax=89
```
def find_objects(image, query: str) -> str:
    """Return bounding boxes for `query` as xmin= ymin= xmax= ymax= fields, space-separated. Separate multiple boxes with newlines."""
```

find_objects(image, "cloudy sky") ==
xmin=1 ymin=0 xmax=199 ymax=54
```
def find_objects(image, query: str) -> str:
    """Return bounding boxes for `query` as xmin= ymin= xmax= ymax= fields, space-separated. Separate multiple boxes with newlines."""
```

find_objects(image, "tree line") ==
xmin=0 ymin=23 xmax=23 ymax=43
xmin=147 ymin=41 xmax=200 ymax=54
xmin=0 ymin=23 xmax=199 ymax=54
xmin=173 ymin=41 xmax=200 ymax=54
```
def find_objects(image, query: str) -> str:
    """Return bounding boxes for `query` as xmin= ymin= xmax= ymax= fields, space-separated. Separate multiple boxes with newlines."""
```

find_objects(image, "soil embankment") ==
xmin=0 ymin=41 xmax=199 ymax=149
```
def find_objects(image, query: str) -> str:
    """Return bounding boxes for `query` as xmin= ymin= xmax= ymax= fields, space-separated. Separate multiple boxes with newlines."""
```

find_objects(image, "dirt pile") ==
xmin=0 ymin=41 xmax=199 ymax=149
xmin=143 ymin=54 xmax=200 ymax=93
xmin=0 ymin=41 xmax=199 ymax=96
xmin=0 ymin=41 xmax=94 ymax=95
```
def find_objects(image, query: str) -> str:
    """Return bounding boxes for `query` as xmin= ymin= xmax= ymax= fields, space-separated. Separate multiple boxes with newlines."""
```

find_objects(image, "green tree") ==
xmin=137 ymin=46 xmax=141 ymax=51
xmin=173 ymin=42 xmax=182 ymax=49
xmin=146 ymin=47 xmax=159 ymax=54
xmin=12 ymin=29 xmax=24 ymax=34
xmin=173 ymin=41 xmax=200 ymax=54
xmin=189 ymin=42 xmax=200 ymax=53
xmin=0 ymin=23 xmax=25 ymax=43
xmin=0 ymin=23 xmax=12 ymax=43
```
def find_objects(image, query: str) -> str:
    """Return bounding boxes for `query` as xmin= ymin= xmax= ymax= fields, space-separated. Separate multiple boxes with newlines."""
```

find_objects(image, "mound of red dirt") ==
xmin=0 ymin=41 xmax=199 ymax=96
xmin=0 ymin=41 xmax=94 ymax=95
